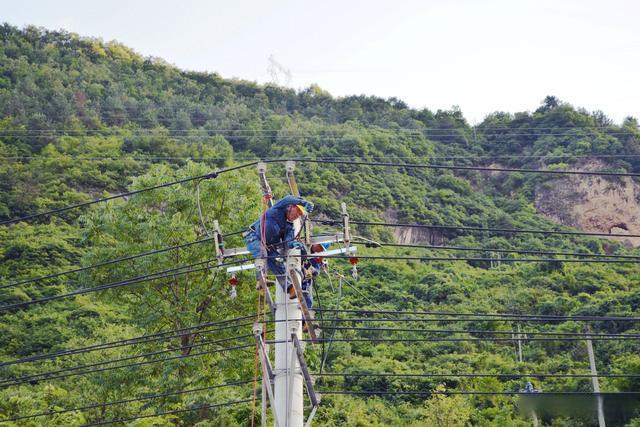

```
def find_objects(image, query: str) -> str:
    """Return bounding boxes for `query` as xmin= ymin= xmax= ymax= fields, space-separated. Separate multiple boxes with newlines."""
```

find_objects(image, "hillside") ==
xmin=1 ymin=25 xmax=640 ymax=426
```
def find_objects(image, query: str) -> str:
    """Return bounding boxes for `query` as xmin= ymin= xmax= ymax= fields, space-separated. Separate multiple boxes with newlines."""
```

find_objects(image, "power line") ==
xmin=0 ymin=126 xmax=634 ymax=136
xmin=292 ymin=336 xmax=640 ymax=344
xmin=4 ymin=379 xmax=253 ymax=422
xmin=84 ymin=398 xmax=253 ymax=426
xmin=287 ymin=158 xmax=640 ymax=178
xmin=0 ymin=339 xmax=255 ymax=388
xmin=318 ymin=219 xmax=640 ymax=239
xmin=315 ymin=372 xmax=640 ymax=379
xmin=0 ymin=315 xmax=257 ymax=368
xmin=320 ymin=316 xmax=639 ymax=324
xmin=2 ymin=227 xmax=244 ymax=290
xmin=0 ymin=257 xmax=249 ymax=312
xmin=320 ymin=326 xmax=640 ymax=339
xmin=5 ymin=153 xmax=640 ymax=162
xmin=356 ymin=239 xmax=640 ymax=260
xmin=0 ymin=161 xmax=257 ymax=226
xmin=2 ymin=237 xmax=211 ymax=290
xmin=319 ymin=390 xmax=640 ymax=396
xmin=316 ymin=308 xmax=640 ymax=322
xmin=318 ymin=254 xmax=640 ymax=264
xmin=4 ymin=157 xmax=638 ymax=227
xmin=11 ymin=251 xmax=635 ymax=313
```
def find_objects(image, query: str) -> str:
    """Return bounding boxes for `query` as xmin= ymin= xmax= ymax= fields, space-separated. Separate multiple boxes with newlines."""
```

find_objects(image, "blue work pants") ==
xmin=244 ymin=231 xmax=287 ymax=289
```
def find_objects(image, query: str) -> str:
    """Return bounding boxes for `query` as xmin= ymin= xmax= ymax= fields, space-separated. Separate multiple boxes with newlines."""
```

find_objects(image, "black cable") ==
xmin=2 ymin=237 xmax=210 ymax=290
xmin=0 ymin=127 xmax=634 ymax=137
xmin=0 ymin=257 xmax=249 ymax=312
xmin=14 ymin=251 xmax=611 ymax=313
xmin=84 ymin=398 xmax=253 ymax=426
xmin=361 ymin=241 xmax=640 ymax=260
xmin=5 ymin=157 xmax=637 ymax=226
xmin=0 ymin=316 xmax=257 ymax=368
xmin=321 ymin=316 xmax=639 ymax=324
xmin=4 ymin=379 xmax=254 ymax=422
xmin=316 ymin=254 xmax=640 ymax=264
xmin=0 ymin=340 xmax=255 ymax=388
xmin=0 ymin=162 xmax=258 ymax=226
xmin=320 ymin=390 xmax=640 ymax=396
xmin=320 ymin=326 xmax=640 ymax=338
xmin=286 ymin=158 xmax=640 ymax=178
xmin=312 ymin=277 xmax=325 ymax=368
xmin=315 ymin=372 xmax=640 ymax=379
xmin=8 ymin=152 xmax=640 ymax=162
xmin=2 ymin=228 xmax=244 ymax=290
xmin=316 ymin=308 xmax=640 ymax=322
xmin=318 ymin=219 xmax=640 ymax=239
xmin=291 ymin=336 xmax=640 ymax=344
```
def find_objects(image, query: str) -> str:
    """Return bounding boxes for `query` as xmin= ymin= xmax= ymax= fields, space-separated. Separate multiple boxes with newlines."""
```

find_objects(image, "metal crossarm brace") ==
xmin=287 ymin=252 xmax=319 ymax=343
xmin=257 ymin=162 xmax=274 ymax=208
xmin=341 ymin=203 xmax=350 ymax=249
xmin=253 ymin=323 xmax=280 ymax=427
xmin=285 ymin=161 xmax=300 ymax=197
xmin=213 ymin=220 xmax=224 ymax=265
xmin=292 ymin=333 xmax=320 ymax=427
xmin=285 ymin=161 xmax=312 ymax=246
xmin=255 ymin=259 xmax=276 ymax=316
xmin=254 ymin=323 xmax=275 ymax=381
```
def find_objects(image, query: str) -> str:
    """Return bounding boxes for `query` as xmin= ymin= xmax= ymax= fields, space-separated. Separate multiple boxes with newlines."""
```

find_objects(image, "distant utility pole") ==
xmin=268 ymin=54 xmax=292 ymax=87
xmin=586 ymin=329 xmax=606 ymax=427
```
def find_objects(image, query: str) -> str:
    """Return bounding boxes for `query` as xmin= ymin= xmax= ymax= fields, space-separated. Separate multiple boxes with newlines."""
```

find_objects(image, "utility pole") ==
xmin=227 ymin=163 xmax=324 ymax=426
xmin=273 ymin=250 xmax=304 ymax=427
xmin=516 ymin=324 xmax=524 ymax=364
xmin=586 ymin=330 xmax=606 ymax=427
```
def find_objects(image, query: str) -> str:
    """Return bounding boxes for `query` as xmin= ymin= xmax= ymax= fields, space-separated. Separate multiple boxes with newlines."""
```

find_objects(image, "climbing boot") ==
xmin=287 ymin=285 xmax=297 ymax=300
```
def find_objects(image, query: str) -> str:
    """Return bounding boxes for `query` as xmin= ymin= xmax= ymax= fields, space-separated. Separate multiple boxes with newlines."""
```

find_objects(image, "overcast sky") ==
xmin=4 ymin=0 xmax=639 ymax=124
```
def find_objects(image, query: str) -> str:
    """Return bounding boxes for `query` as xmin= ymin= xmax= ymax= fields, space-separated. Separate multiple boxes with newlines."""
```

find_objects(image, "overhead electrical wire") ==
xmin=2 ymin=252 xmax=637 ymax=313
xmin=5 ymin=319 xmax=637 ymax=371
xmin=0 ymin=257 xmax=249 ymax=312
xmin=0 ymin=161 xmax=258 ymax=226
xmin=282 ymin=158 xmax=640 ymax=178
xmin=290 ymin=336 xmax=640 ymax=344
xmin=84 ymin=398 xmax=254 ymax=427
xmin=4 ymin=157 xmax=640 ymax=227
xmin=319 ymin=390 xmax=640 ymax=397
xmin=319 ymin=326 xmax=640 ymax=338
xmin=355 ymin=240 xmax=640 ymax=260
xmin=318 ymin=219 xmax=640 ymax=239
xmin=6 ymin=153 xmax=640 ymax=162
xmin=3 ymin=379 xmax=254 ymax=422
xmin=0 ymin=339 xmax=255 ymax=388
xmin=316 ymin=308 xmax=640 ymax=322
xmin=315 ymin=372 xmax=640 ymax=379
xmin=2 ymin=227 xmax=245 ymax=290
xmin=0 ymin=316 xmax=257 ymax=368
xmin=310 ymin=254 xmax=640 ymax=264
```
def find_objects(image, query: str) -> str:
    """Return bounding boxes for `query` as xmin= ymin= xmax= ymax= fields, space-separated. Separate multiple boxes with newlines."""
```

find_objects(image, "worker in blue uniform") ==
xmin=244 ymin=195 xmax=314 ymax=296
xmin=301 ymin=243 xmax=329 ymax=309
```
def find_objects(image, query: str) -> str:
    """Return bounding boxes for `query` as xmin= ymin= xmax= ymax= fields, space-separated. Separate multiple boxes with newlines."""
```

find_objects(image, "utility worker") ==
xmin=301 ymin=243 xmax=328 ymax=332
xmin=244 ymin=195 xmax=314 ymax=297
xmin=301 ymin=243 xmax=329 ymax=309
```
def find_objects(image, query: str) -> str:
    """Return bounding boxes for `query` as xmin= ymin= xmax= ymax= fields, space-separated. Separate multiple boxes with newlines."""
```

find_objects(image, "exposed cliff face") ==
xmin=384 ymin=208 xmax=447 ymax=245
xmin=534 ymin=162 xmax=640 ymax=247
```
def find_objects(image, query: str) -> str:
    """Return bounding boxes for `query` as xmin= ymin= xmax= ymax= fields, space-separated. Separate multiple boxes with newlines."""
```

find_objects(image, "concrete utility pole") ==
xmin=586 ymin=332 xmax=606 ymax=427
xmin=273 ymin=250 xmax=304 ymax=427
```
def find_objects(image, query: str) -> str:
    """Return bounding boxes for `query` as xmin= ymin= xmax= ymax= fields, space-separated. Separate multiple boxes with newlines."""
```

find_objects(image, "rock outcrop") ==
xmin=534 ymin=161 xmax=640 ymax=247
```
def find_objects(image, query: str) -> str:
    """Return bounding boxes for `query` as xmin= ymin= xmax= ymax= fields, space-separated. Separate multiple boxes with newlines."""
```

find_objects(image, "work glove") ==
xmin=290 ymin=241 xmax=306 ymax=252
xmin=303 ymin=201 xmax=314 ymax=214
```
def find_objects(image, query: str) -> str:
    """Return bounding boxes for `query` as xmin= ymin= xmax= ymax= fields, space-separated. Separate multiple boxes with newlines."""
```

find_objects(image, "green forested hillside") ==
xmin=1 ymin=25 xmax=640 ymax=426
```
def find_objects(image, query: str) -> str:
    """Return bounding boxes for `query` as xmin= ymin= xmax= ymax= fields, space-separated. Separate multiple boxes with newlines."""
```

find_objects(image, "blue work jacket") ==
xmin=249 ymin=195 xmax=307 ymax=248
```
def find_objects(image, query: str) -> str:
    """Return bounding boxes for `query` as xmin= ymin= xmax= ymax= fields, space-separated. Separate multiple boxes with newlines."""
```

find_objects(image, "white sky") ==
xmin=3 ymin=0 xmax=639 ymax=124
